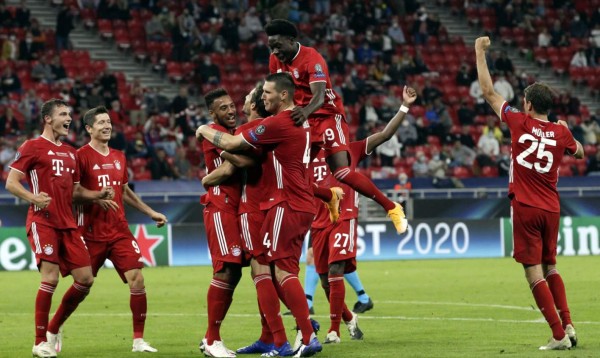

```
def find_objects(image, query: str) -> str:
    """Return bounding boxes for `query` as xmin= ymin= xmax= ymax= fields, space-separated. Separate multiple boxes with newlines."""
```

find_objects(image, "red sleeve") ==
xmin=500 ymin=101 xmax=522 ymax=124
xmin=241 ymin=115 xmax=287 ymax=146
xmin=305 ymin=50 xmax=328 ymax=84
xmin=350 ymin=140 xmax=369 ymax=164
xmin=563 ymin=127 xmax=579 ymax=155
xmin=121 ymin=152 xmax=129 ymax=185
xmin=9 ymin=140 xmax=35 ymax=174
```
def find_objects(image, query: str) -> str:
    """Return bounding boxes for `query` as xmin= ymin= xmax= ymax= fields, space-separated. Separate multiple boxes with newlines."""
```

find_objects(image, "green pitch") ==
xmin=1 ymin=257 xmax=598 ymax=357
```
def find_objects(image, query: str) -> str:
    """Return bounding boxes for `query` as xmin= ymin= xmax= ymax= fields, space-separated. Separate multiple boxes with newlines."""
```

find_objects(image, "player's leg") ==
xmin=124 ymin=268 xmax=158 ymax=353
xmin=543 ymin=264 xmax=577 ymax=347
xmin=344 ymin=271 xmax=374 ymax=313
xmin=48 ymin=231 xmax=94 ymax=341
xmin=304 ymin=245 xmax=319 ymax=313
xmin=32 ymin=260 xmax=60 ymax=358
xmin=512 ymin=202 xmax=569 ymax=350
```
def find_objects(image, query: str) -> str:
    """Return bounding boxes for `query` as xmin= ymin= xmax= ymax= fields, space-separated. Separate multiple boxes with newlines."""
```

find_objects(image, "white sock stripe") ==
xmin=210 ymin=279 xmax=234 ymax=291
xmin=130 ymin=289 xmax=146 ymax=295
xmin=253 ymin=274 xmax=271 ymax=286
xmin=280 ymin=274 xmax=298 ymax=287
xmin=73 ymin=283 xmax=90 ymax=292
xmin=328 ymin=276 xmax=344 ymax=282
xmin=545 ymin=269 xmax=559 ymax=278
xmin=530 ymin=278 xmax=546 ymax=291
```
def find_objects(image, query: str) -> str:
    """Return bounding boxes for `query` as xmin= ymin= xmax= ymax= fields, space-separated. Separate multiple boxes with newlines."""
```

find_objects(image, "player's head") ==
xmin=243 ymin=82 xmax=269 ymax=120
xmin=263 ymin=73 xmax=295 ymax=114
xmin=40 ymin=98 xmax=71 ymax=137
xmin=265 ymin=19 xmax=298 ymax=64
xmin=83 ymin=106 xmax=112 ymax=143
xmin=523 ymin=82 xmax=554 ymax=116
xmin=204 ymin=87 xmax=237 ymax=129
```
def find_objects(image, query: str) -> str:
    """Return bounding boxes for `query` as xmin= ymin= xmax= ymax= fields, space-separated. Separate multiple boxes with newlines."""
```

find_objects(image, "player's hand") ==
xmin=291 ymin=106 xmax=309 ymax=126
xmin=402 ymin=86 xmax=417 ymax=105
xmin=32 ymin=192 xmax=51 ymax=209
xmin=195 ymin=125 xmax=206 ymax=141
xmin=475 ymin=37 xmax=491 ymax=52
xmin=151 ymin=211 xmax=168 ymax=228
xmin=99 ymin=186 xmax=115 ymax=200
xmin=96 ymin=199 xmax=119 ymax=211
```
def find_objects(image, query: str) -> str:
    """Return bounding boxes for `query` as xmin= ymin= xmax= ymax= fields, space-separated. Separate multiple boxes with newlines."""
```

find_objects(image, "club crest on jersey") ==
xmin=114 ymin=160 xmax=122 ymax=170
xmin=231 ymin=245 xmax=242 ymax=257
xmin=255 ymin=125 xmax=265 ymax=135
xmin=293 ymin=68 xmax=299 ymax=78
xmin=43 ymin=244 xmax=54 ymax=255
xmin=14 ymin=151 xmax=21 ymax=161
xmin=314 ymin=63 xmax=326 ymax=78
xmin=504 ymin=106 xmax=519 ymax=113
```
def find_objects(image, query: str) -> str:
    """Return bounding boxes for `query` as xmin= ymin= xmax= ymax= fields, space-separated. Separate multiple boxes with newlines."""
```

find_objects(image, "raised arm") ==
xmin=366 ymin=86 xmax=417 ymax=153
xmin=475 ymin=37 xmax=505 ymax=118
xmin=123 ymin=184 xmax=167 ymax=227
xmin=196 ymin=125 xmax=252 ymax=152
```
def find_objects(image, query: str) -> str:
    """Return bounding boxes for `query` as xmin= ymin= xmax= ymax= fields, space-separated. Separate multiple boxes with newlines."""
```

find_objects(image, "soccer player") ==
xmin=197 ymin=73 xmax=322 ymax=357
xmin=75 ymin=106 xmax=168 ymax=353
xmin=264 ymin=19 xmax=408 ymax=235
xmin=475 ymin=37 xmax=583 ymax=351
xmin=5 ymin=99 xmax=114 ymax=358
xmin=198 ymin=88 xmax=245 ymax=358
xmin=312 ymin=86 xmax=417 ymax=344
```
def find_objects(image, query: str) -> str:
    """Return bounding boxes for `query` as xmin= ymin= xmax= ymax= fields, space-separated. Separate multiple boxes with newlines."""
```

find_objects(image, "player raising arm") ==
xmin=475 ymin=36 xmax=583 ymax=351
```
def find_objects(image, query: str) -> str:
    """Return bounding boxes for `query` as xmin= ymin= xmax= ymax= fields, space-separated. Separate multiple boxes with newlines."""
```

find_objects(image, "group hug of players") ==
xmin=193 ymin=19 xmax=417 ymax=358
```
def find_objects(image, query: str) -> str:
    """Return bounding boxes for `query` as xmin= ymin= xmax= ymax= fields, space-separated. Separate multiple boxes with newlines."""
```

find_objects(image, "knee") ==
xmin=128 ymin=270 xmax=145 ymax=289
xmin=328 ymin=262 xmax=345 ymax=276
xmin=78 ymin=275 xmax=94 ymax=287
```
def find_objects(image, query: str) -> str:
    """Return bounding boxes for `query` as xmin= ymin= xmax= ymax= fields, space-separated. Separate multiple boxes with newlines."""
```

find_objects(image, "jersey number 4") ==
xmin=516 ymin=134 xmax=556 ymax=174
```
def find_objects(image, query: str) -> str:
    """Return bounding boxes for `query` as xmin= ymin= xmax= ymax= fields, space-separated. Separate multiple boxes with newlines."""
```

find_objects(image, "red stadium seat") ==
xmin=166 ymin=61 xmax=183 ymax=82
xmin=481 ymin=166 xmax=498 ymax=177
xmin=97 ymin=19 xmax=113 ymax=39
xmin=452 ymin=166 xmax=473 ymax=179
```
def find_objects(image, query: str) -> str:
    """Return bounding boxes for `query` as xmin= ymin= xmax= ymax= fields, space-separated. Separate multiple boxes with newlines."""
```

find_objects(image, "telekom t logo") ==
xmin=313 ymin=165 xmax=328 ymax=182
xmin=97 ymin=174 xmax=111 ymax=187
xmin=52 ymin=159 xmax=64 ymax=176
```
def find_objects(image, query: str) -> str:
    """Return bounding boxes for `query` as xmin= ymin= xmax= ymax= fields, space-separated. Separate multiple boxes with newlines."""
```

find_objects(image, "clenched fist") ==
xmin=475 ymin=37 xmax=491 ymax=52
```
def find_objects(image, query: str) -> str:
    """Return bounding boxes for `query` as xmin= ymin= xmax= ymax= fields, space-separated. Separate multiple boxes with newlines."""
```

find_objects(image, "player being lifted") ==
xmin=311 ymin=86 xmax=417 ymax=345
xmin=264 ymin=19 xmax=408 ymax=234
xmin=475 ymin=36 xmax=583 ymax=351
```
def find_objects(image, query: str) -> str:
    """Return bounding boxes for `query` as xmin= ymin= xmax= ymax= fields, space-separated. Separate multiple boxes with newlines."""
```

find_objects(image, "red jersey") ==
xmin=235 ymin=119 xmax=267 ymax=214
xmin=241 ymin=110 xmax=315 ymax=214
xmin=76 ymin=144 xmax=129 ymax=241
xmin=201 ymin=123 xmax=241 ymax=214
xmin=500 ymin=102 xmax=578 ymax=212
xmin=311 ymin=140 xmax=370 ymax=229
xmin=269 ymin=44 xmax=345 ymax=117
xmin=9 ymin=136 xmax=79 ymax=229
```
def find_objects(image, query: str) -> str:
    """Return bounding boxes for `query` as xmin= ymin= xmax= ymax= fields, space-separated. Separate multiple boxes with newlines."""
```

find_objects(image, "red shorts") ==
xmin=239 ymin=210 xmax=267 ymax=262
xmin=85 ymin=232 xmax=144 ymax=283
xmin=511 ymin=199 xmax=560 ymax=265
xmin=309 ymin=114 xmax=349 ymax=157
xmin=28 ymin=222 xmax=91 ymax=277
xmin=204 ymin=205 xmax=244 ymax=273
xmin=312 ymin=219 xmax=358 ymax=275
xmin=260 ymin=203 xmax=313 ymax=274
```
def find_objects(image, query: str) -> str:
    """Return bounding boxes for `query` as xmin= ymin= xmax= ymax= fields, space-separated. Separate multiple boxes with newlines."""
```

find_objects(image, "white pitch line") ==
xmin=2 ymin=312 xmax=599 ymax=325
xmin=377 ymin=300 xmax=537 ymax=311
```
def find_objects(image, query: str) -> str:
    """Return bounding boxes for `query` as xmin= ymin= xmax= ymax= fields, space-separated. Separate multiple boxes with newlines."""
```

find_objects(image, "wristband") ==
xmin=399 ymin=105 xmax=409 ymax=114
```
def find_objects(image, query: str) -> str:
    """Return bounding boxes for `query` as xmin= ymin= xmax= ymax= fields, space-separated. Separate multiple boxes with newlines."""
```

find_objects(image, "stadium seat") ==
xmin=166 ymin=62 xmax=183 ymax=82
xmin=452 ymin=166 xmax=473 ymax=179
xmin=481 ymin=166 xmax=498 ymax=177
xmin=97 ymin=19 xmax=113 ymax=39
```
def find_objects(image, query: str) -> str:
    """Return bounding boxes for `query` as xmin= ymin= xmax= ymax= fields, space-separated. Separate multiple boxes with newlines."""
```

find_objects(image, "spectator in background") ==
xmin=457 ymin=100 xmax=476 ymax=125
xmin=538 ymin=27 xmax=551 ymax=47
xmin=328 ymin=4 xmax=349 ymax=39
xmin=196 ymin=56 xmax=221 ymax=84
xmin=1 ymin=34 xmax=18 ymax=61
xmin=0 ymin=108 xmax=20 ymax=137
xmin=482 ymin=117 xmax=504 ymax=142
xmin=171 ymin=86 xmax=188 ymax=118
xmin=359 ymin=97 xmax=380 ymax=125
xmin=0 ymin=4 xmax=14 ymax=28
xmin=469 ymin=78 xmax=488 ymax=114
xmin=50 ymin=56 xmax=67 ymax=83
xmin=149 ymin=148 xmax=176 ymax=180
xmin=252 ymin=39 xmax=271 ymax=64
xmin=569 ymin=13 xmax=588 ymax=39
xmin=86 ymin=85 xmax=105 ymax=109
xmin=570 ymin=48 xmax=588 ymax=67
xmin=493 ymin=73 xmax=514 ymax=104
xmin=30 ymin=19 xmax=46 ymax=51
xmin=495 ymin=51 xmax=514 ymax=75
xmin=586 ymin=148 xmax=600 ymax=175
xmin=497 ymin=146 xmax=511 ymax=177
xmin=18 ymin=31 xmax=41 ymax=61
xmin=398 ymin=118 xmax=418 ymax=147
xmin=172 ymin=147 xmax=191 ymax=179
xmin=356 ymin=40 xmax=375 ymax=64
xmin=412 ymin=49 xmax=429 ymax=74
xmin=244 ymin=7 xmax=263 ymax=37
xmin=376 ymin=133 xmax=402 ymax=167
xmin=581 ymin=117 xmax=600 ymax=145
xmin=455 ymin=125 xmax=476 ymax=149
xmin=412 ymin=151 xmax=430 ymax=177
xmin=221 ymin=9 xmax=240 ymax=51
xmin=549 ymin=19 xmax=564 ymax=47
xmin=388 ymin=18 xmax=406 ymax=45
xmin=456 ymin=63 xmax=474 ymax=87
xmin=422 ymin=79 xmax=443 ymax=105
xmin=31 ymin=57 xmax=54 ymax=83
xmin=394 ymin=172 xmax=412 ymax=194
xmin=0 ymin=138 xmax=18 ymax=171
xmin=449 ymin=139 xmax=476 ymax=167
xmin=56 ymin=4 xmax=75 ymax=51
xmin=108 ymin=99 xmax=128 ymax=129
xmin=145 ymin=13 xmax=168 ymax=42
xmin=126 ymin=132 xmax=149 ymax=159
xmin=476 ymin=131 xmax=500 ymax=171
xmin=99 ymin=69 xmax=118 ymax=94
xmin=18 ymin=89 xmax=43 ymax=130
xmin=15 ymin=0 xmax=31 ymax=28
xmin=567 ymin=116 xmax=585 ymax=145
xmin=1 ymin=67 xmax=21 ymax=95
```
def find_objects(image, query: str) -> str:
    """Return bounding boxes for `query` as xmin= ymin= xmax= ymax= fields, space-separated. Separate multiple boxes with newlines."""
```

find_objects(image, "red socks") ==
xmin=328 ymin=275 xmax=345 ymax=335
xmin=130 ymin=288 xmax=147 ymax=339
xmin=333 ymin=167 xmax=395 ymax=211
xmin=313 ymin=185 xmax=333 ymax=202
xmin=48 ymin=281 xmax=91 ymax=334
xmin=256 ymin=298 xmax=274 ymax=344
xmin=281 ymin=275 xmax=313 ymax=345
xmin=531 ymin=279 xmax=564 ymax=340
xmin=205 ymin=278 xmax=234 ymax=345
xmin=254 ymin=274 xmax=286 ymax=347
xmin=35 ymin=282 xmax=56 ymax=344
xmin=545 ymin=269 xmax=572 ymax=328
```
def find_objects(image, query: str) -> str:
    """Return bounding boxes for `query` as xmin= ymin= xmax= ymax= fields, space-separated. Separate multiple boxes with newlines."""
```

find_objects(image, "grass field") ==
xmin=1 ymin=257 xmax=598 ymax=357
